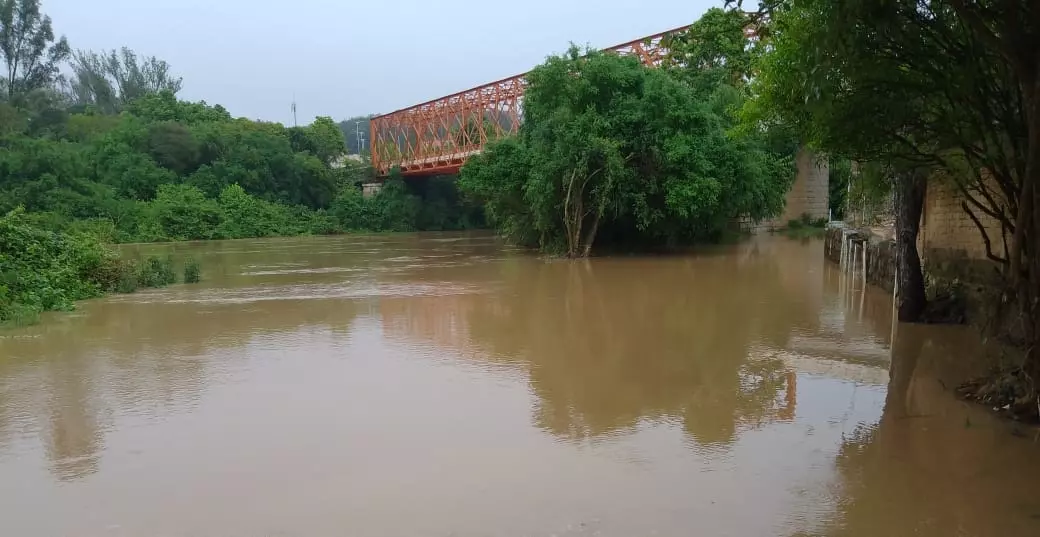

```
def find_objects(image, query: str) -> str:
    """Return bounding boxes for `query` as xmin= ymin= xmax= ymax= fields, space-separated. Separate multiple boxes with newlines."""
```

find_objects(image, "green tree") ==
xmin=0 ymin=0 xmax=69 ymax=100
xmin=64 ymin=112 xmax=121 ymax=143
xmin=414 ymin=176 xmax=485 ymax=231
xmin=216 ymin=183 xmax=294 ymax=238
xmin=0 ymin=134 xmax=107 ymax=219
xmin=69 ymin=47 xmax=182 ymax=114
xmin=664 ymin=7 xmax=755 ymax=92
xmin=329 ymin=185 xmax=367 ymax=231
xmin=458 ymin=137 xmax=535 ymax=245
xmin=184 ymin=118 xmax=330 ymax=208
xmin=365 ymin=178 xmax=419 ymax=232
xmin=462 ymin=46 xmax=791 ymax=257
xmin=92 ymin=118 xmax=178 ymax=201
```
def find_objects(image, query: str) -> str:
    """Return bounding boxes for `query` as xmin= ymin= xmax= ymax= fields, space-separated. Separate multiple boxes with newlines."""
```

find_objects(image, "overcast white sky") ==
xmin=47 ymin=0 xmax=720 ymax=124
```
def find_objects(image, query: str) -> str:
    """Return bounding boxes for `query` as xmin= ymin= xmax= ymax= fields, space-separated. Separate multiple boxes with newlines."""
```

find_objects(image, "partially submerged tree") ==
xmin=461 ymin=46 xmax=791 ymax=257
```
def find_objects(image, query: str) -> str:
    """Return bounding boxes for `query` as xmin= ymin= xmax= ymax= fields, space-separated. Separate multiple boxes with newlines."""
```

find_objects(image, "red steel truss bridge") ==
xmin=368 ymin=25 xmax=695 ymax=177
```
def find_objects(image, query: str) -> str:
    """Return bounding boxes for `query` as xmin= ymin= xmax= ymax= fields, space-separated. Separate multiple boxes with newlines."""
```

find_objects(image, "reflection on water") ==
xmin=0 ymin=233 xmax=1038 ymax=536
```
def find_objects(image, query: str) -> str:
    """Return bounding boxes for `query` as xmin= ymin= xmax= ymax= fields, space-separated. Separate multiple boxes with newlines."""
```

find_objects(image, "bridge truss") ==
xmin=369 ymin=25 xmax=692 ymax=177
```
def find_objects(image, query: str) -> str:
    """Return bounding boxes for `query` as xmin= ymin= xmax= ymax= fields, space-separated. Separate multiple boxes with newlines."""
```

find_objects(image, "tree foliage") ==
xmin=664 ymin=7 xmax=756 ymax=91
xmin=0 ymin=0 xmax=69 ymax=101
xmin=461 ymin=43 xmax=792 ymax=256
xmin=288 ymin=116 xmax=346 ymax=165
xmin=744 ymin=0 xmax=1036 ymax=271
xmin=127 ymin=90 xmax=231 ymax=124
xmin=69 ymin=47 xmax=182 ymax=114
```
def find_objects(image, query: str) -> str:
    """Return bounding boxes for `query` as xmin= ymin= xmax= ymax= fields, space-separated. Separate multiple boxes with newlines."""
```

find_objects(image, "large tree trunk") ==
xmin=893 ymin=169 xmax=928 ymax=322
xmin=1021 ymin=79 xmax=1040 ymax=378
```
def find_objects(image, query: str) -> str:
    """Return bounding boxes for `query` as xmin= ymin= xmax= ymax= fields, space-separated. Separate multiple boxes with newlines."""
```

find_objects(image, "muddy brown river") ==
xmin=1 ymin=233 xmax=1039 ymax=536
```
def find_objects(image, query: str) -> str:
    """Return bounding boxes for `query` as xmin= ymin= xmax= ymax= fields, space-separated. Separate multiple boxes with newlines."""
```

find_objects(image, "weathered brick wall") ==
xmin=918 ymin=178 xmax=1005 ymax=260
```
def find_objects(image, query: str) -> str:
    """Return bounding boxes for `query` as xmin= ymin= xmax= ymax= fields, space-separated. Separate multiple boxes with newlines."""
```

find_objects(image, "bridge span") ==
xmin=368 ymin=25 xmax=692 ymax=177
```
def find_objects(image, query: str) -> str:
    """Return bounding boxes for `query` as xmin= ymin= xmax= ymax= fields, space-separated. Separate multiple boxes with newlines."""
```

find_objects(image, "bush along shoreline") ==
xmin=0 ymin=209 xmax=198 ymax=328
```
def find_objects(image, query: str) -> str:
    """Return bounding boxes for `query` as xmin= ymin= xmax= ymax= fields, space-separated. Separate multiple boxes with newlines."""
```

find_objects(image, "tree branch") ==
xmin=963 ymin=200 xmax=1009 ymax=266
xmin=947 ymin=0 xmax=1026 ymax=76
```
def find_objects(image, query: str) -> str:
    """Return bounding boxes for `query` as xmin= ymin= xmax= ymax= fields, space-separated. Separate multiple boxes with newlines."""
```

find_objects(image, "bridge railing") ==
xmin=370 ymin=24 xmax=693 ymax=177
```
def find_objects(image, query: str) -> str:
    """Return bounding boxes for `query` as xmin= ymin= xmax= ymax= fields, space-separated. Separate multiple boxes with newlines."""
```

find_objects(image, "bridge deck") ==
xmin=395 ymin=150 xmax=483 ymax=177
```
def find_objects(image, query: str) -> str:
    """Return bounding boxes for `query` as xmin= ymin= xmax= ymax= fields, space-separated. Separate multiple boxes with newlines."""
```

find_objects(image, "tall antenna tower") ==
xmin=291 ymin=94 xmax=298 ymax=127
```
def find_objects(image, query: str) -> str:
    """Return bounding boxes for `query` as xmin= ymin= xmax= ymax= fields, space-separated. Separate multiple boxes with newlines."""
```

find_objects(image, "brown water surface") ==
xmin=1 ymin=233 xmax=1039 ymax=536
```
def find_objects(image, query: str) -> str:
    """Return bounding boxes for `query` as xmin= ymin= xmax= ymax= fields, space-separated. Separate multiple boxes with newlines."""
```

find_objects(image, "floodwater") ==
xmin=1 ymin=233 xmax=1039 ymax=537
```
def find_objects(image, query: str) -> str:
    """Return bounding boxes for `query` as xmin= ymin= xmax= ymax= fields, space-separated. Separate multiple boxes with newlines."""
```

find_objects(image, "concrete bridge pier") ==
xmin=362 ymin=182 xmax=383 ymax=198
xmin=784 ymin=147 xmax=830 ymax=223
xmin=754 ymin=147 xmax=830 ymax=232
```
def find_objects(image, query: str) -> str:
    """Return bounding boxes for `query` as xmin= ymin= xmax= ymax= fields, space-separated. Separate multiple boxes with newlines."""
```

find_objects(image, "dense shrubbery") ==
xmin=0 ymin=92 xmax=356 ymax=240
xmin=0 ymin=210 xmax=186 ymax=326
xmin=1 ymin=96 xmax=483 ymax=243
